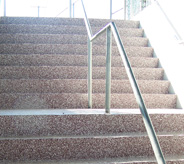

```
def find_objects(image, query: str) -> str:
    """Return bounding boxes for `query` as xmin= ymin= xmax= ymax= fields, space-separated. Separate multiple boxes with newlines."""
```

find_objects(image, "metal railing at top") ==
xmin=155 ymin=0 xmax=182 ymax=41
xmin=1 ymin=0 xmax=6 ymax=16
xmin=127 ymin=0 xmax=152 ymax=19
xmin=56 ymin=0 xmax=79 ymax=18
xmin=80 ymin=0 xmax=166 ymax=163
xmin=0 ymin=0 xmax=153 ymax=19
xmin=110 ymin=0 xmax=126 ymax=20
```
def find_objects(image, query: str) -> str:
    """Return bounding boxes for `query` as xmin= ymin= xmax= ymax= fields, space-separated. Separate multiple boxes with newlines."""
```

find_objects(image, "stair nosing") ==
xmin=1 ymin=131 xmax=183 ymax=140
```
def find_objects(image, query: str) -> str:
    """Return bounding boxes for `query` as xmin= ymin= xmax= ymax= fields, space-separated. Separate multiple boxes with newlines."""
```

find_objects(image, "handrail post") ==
xmin=69 ymin=0 xmax=72 ymax=18
xmin=105 ymin=26 xmax=112 ymax=113
xmin=141 ymin=0 xmax=144 ymax=10
xmin=124 ymin=0 xmax=126 ymax=20
xmin=110 ymin=0 xmax=112 ymax=19
xmin=72 ymin=2 xmax=75 ymax=18
xmin=88 ymin=38 xmax=92 ymax=108
xmin=4 ymin=0 xmax=6 ymax=16
xmin=38 ymin=6 xmax=40 ymax=17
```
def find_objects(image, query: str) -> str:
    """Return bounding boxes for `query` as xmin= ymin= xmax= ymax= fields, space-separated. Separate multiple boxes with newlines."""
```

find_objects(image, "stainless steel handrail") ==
xmin=1 ymin=0 xmax=6 ymax=16
xmin=56 ymin=0 xmax=79 ymax=18
xmin=110 ymin=0 xmax=126 ymax=20
xmin=155 ymin=0 xmax=182 ymax=41
xmin=80 ymin=0 xmax=166 ymax=163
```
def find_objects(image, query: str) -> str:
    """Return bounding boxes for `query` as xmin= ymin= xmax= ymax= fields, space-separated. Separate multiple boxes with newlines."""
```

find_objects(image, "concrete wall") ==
xmin=134 ymin=1 xmax=184 ymax=109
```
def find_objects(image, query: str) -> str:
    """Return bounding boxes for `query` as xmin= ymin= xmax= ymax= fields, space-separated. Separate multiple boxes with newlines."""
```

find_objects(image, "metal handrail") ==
xmin=155 ymin=0 xmax=182 ymax=41
xmin=56 ymin=0 xmax=79 ymax=18
xmin=110 ymin=0 xmax=126 ymax=20
xmin=80 ymin=0 xmax=166 ymax=163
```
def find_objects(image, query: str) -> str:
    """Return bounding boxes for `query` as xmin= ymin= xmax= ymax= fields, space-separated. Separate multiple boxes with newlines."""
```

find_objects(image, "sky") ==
xmin=0 ymin=0 xmax=125 ymax=19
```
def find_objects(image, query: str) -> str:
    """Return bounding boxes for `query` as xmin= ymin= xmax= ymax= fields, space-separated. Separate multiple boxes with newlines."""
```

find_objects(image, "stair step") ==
xmin=92 ymin=94 xmax=176 ymax=109
xmin=0 ymin=44 xmax=153 ymax=56
xmin=0 ymin=34 xmax=148 ymax=47
xmin=0 ymin=134 xmax=183 ymax=161
xmin=93 ymin=28 xmax=144 ymax=37
xmin=0 ymin=79 xmax=170 ymax=94
xmin=60 ymin=156 xmax=184 ymax=164
xmin=0 ymin=24 xmax=144 ymax=37
xmin=0 ymin=54 xmax=159 ymax=68
xmin=0 ymin=16 xmax=182 ymax=163
xmin=0 ymin=66 xmax=164 ymax=80
xmin=0 ymin=113 xmax=183 ymax=137
xmin=0 ymin=93 xmax=177 ymax=109
xmin=2 ymin=156 xmax=184 ymax=164
xmin=125 ymin=46 xmax=153 ymax=57
xmin=0 ymin=17 xmax=140 ymax=28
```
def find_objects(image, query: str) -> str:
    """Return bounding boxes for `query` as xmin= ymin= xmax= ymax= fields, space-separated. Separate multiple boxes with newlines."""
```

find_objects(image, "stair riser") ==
xmin=0 ymin=25 xmax=144 ymax=37
xmin=0 ymin=55 xmax=158 ymax=68
xmin=0 ymin=44 xmax=153 ymax=57
xmin=0 ymin=17 xmax=140 ymax=28
xmin=0 ymin=136 xmax=183 ymax=161
xmin=0 ymin=34 xmax=148 ymax=47
xmin=0 ymin=93 xmax=177 ymax=109
xmin=0 ymin=67 xmax=164 ymax=80
xmin=0 ymin=79 xmax=169 ymax=94
xmin=0 ymin=114 xmax=183 ymax=137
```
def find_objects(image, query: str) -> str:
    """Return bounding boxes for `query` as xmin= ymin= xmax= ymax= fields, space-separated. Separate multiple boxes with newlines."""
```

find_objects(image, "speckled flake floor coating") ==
xmin=0 ymin=17 xmax=183 ymax=162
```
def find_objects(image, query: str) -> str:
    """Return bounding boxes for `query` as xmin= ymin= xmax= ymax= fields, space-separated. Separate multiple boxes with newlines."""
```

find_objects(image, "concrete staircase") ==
xmin=0 ymin=17 xmax=184 ymax=163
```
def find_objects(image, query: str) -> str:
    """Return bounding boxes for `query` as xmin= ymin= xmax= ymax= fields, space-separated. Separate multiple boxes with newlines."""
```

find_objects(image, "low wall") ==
xmin=134 ymin=1 xmax=184 ymax=108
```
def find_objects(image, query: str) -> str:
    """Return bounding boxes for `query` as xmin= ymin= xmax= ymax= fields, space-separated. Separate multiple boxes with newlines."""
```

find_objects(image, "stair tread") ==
xmin=0 ymin=34 xmax=148 ymax=47
xmin=0 ymin=110 xmax=183 ymax=138
xmin=0 ymin=54 xmax=159 ymax=68
xmin=0 ymin=79 xmax=170 ymax=94
xmin=0 ymin=27 xmax=144 ymax=36
xmin=0 ymin=17 xmax=140 ymax=28
xmin=1 ymin=108 xmax=183 ymax=115
xmin=0 ymin=44 xmax=154 ymax=56
xmin=0 ymin=93 xmax=177 ymax=109
xmin=0 ymin=34 xmax=146 ymax=38
xmin=0 ymin=134 xmax=183 ymax=161
xmin=0 ymin=66 xmax=164 ymax=80
xmin=2 ymin=155 xmax=184 ymax=164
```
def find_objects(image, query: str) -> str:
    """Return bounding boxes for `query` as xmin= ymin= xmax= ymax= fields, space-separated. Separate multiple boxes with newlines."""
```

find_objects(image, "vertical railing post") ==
xmin=105 ymin=26 xmax=112 ymax=113
xmin=73 ymin=2 xmax=75 ymax=18
xmin=88 ymin=38 xmax=92 ymax=108
xmin=69 ymin=0 xmax=72 ymax=18
xmin=141 ymin=0 xmax=144 ymax=10
xmin=110 ymin=0 xmax=112 ymax=19
xmin=4 ymin=0 xmax=6 ymax=16
xmin=38 ymin=6 xmax=40 ymax=17
xmin=127 ymin=0 xmax=130 ymax=20
xmin=124 ymin=0 xmax=126 ymax=20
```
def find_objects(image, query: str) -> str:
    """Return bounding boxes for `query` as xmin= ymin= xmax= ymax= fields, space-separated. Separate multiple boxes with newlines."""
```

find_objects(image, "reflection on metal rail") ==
xmin=80 ymin=0 xmax=166 ymax=163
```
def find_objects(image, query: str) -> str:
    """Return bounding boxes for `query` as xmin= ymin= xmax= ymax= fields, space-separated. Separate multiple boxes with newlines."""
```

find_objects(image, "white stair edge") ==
xmin=0 ymin=108 xmax=184 ymax=116
xmin=1 ymin=155 xmax=183 ymax=164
